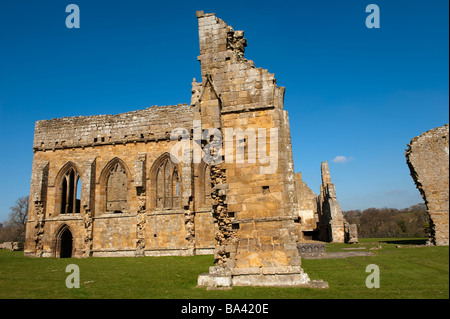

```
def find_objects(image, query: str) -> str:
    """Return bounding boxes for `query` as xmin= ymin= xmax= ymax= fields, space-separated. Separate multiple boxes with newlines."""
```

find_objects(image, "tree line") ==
xmin=344 ymin=203 xmax=430 ymax=238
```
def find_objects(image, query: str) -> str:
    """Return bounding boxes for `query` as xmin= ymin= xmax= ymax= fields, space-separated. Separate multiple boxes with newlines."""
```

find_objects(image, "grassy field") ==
xmin=0 ymin=238 xmax=448 ymax=299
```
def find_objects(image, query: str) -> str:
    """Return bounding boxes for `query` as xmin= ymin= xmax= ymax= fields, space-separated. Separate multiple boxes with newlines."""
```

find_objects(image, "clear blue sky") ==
xmin=0 ymin=0 xmax=448 ymax=221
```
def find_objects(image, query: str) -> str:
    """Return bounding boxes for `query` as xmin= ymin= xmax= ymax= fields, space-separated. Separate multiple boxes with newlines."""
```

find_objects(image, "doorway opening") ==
xmin=59 ymin=227 xmax=73 ymax=258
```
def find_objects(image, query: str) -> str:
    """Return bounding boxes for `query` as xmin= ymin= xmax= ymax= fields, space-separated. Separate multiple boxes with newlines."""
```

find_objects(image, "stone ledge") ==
xmin=208 ymin=265 xmax=306 ymax=276
xmin=197 ymin=272 xmax=328 ymax=289
xmin=232 ymin=215 xmax=296 ymax=224
xmin=198 ymin=273 xmax=232 ymax=288
xmin=221 ymin=104 xmax=276 ymax=115
xmin=297 ymin=242 xmax=326 ymax=257
xmin=303 ymin=251 xmax=376 ymax=259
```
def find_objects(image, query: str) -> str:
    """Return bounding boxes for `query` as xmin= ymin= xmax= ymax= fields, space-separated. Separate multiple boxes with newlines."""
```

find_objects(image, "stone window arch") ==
xmin=55 ymin=162 xmax=81 ymax=215
xmin=100 ymin=158 xmax=130 ymax=214
xmin=172 ymin=167 xmax=180 ymax=208
xmin=151 ymin=153 xmax=181 ymax=210
xmin=203 ymin=164 xmax=212 ymax=206
xmin=197 ymin=161 xmax=212 ymax=208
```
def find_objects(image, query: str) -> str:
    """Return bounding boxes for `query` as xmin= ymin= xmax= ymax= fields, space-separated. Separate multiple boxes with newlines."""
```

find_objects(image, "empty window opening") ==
xmin=61 ymin=168 xmax=81 ymax=214
xmin=155 ymin=156 xmax=180 ymax=209
xmin=76 ymin=177 xmax=81 ymax=202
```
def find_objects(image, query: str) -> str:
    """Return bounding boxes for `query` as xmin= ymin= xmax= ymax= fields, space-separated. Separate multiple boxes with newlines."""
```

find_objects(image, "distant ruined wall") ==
xmin=315 ymin=162 xmax=358 ymax=244
xmin=294 ymin=172 xmax=318 ymax=238
xmin=406 ymin=124 xmax=449 ymax=246
xmin=317 ymin=162 xmax=345 ymax=243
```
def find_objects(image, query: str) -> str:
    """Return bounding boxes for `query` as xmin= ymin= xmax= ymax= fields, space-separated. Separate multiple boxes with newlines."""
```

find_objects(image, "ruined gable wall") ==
xmin=406 ymin=124 xmax=449 ymax=246
xmin=195 ymin=12 xmax=313 ymax=287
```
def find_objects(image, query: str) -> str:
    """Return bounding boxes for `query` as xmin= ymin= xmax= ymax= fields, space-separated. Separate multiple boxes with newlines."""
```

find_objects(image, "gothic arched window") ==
xmin=61 ymin=167 xmax=81 ymax=214
xmin=204 ymin=164 xmax=212 ymax=206
xmin=105 ymin=161 xmax=129 ymax=213
xmin=155 ymin=156 xmax=180 ymax=209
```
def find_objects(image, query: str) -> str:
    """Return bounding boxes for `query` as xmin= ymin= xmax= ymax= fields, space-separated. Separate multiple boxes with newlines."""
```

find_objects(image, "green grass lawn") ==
xmin=0 ymin=238 xmax=448 ymax=299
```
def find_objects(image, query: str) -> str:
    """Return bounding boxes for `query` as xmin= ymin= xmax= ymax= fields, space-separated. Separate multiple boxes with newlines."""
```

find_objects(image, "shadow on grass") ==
xmin=380 ymin=238 xmax=428 ymax=245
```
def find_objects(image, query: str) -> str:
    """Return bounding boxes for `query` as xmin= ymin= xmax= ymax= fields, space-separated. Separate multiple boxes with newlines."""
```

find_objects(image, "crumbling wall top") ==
xmin=321 ymin=161 xmax=332 ymax=186
xmin=194 ymin=11 xmax=285 ymax=113
xmin=33 ymin=104 xmax=193 ymax=150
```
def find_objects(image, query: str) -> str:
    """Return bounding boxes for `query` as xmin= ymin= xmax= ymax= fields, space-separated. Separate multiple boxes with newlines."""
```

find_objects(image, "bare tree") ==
xmin=0 ymin=196 xmax=29 ymax=242
xmin=8 ymin=196 xmax=29 ymax=227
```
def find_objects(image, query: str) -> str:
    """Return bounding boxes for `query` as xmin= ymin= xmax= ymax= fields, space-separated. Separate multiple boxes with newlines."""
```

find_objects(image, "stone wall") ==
xmin=25 ymin=136 xmax=207 ymax=257
xmin=25 ymin=103 xmax=219 ymax=257
xmin=193 ymin=11 xmax=324 ymax=288
xmin=316 ymin=161 xmax=358 ymax=243
xmin=294 ymin=172 xmax=318 ymax=239
xmin=33 ymin=105 xmax=193 ymax=151
xmin=406 ymin=124 xmax=449 ymax=246
xmin=0 ymin=242 xmax=24 ymax=251
xmin=317 ymin=162 xmax=345 ymax=242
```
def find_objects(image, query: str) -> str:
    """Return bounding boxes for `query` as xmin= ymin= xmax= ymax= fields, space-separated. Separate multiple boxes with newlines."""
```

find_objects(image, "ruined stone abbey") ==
xmin=25 ymin=11 xmax=358 ymax=287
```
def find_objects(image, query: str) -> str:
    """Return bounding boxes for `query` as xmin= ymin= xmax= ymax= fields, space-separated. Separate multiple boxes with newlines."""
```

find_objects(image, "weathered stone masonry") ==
xmin=193 ymin=11 xmax=325 ymax=288
xmin=406 ymin=124 xmax=449 ymax=246
xmin=26 ymin=104 xmax=215 ymax=258
xmin=25 ymin=11 xmax=356 ymax=288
